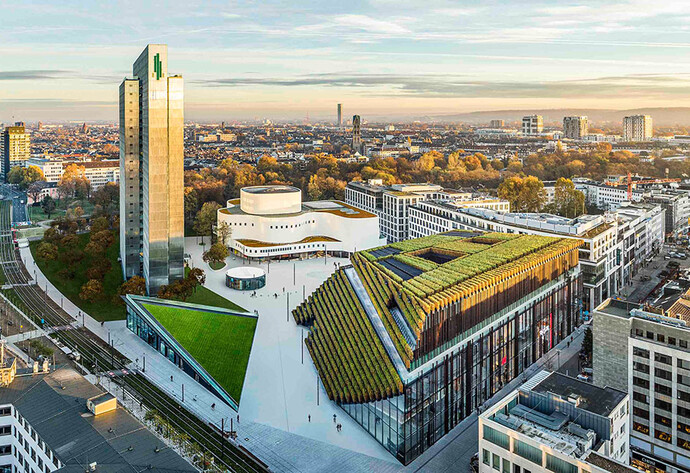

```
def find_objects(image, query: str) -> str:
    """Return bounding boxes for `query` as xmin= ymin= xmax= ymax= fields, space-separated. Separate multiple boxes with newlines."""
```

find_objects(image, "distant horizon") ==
xmin=4 ymin=0 xmax=690 ymax=122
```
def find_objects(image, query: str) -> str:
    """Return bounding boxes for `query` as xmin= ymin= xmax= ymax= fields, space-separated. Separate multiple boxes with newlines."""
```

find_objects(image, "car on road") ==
xmin=67 ymin=352 xmax=81 ymax=362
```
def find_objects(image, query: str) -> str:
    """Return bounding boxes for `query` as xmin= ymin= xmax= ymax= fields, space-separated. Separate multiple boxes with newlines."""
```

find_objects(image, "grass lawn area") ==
xmin=143 ymin=302 xmax=257 ymax=402
xmin=184 ymin=267 xmax=245 ymax=312
xmin=209 ymin=261 xmax=225 ymax=270
xmin=27 ymin=205 xmax=65 ymax=222
xmin=30 ymin=231 xmax=126 ymax=321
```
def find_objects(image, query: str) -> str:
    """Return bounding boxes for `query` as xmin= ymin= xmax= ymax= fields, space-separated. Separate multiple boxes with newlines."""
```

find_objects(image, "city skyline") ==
xmin=3 ymin=0 xmax=690 ymax=121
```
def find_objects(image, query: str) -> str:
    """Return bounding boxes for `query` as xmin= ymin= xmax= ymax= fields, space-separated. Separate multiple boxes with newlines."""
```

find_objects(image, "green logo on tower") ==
xmin=154 ymin=53 xmax=162 ymax=80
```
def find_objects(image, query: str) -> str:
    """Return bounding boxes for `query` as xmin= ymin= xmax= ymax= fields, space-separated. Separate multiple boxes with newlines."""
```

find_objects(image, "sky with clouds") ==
xmin=2 ymin=0 xmax=690 ymax=122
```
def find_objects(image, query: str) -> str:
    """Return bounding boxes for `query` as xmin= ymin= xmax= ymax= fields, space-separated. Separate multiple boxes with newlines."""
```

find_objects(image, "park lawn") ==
xmin=143 ymin=302 xmax=257 ymax=402
xmin=30 ymin=231 xmax=126 ymax=321
xmin=209 ymin=261 xmax=225 ymax=270
xmin=28 ymin=205 xmax=65 ymax=222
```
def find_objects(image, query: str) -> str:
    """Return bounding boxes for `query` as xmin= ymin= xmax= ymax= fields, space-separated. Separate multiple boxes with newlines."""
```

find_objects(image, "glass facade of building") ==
xmin=340 ymin=275 xmax=580 ymax=464
xmin=226 ymin=273 xmax=266 ymax=291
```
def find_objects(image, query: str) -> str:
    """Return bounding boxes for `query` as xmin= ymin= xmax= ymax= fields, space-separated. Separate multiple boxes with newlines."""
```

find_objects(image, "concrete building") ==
xmin=574 ymin=179 xmax=645 ymax=210
xmin=352 ymin=114 xmax=362 ymax=153
xmin=563 ymin=116 xmax=589 ymax=140
xmin=2 ymin=123 xmax=31 ymax=178
xmin=119 ymin=44 xmax=184 ymax=294
xmin=479 ymin=371 xmax=630 ymax=473
xmin=344 ymin=180 xmax=491 ymax=243
xmin=614 ymin=202 xmax=666 ymax=283
xmin=623 ymin=115 xmax=653 ymax=142
xmin=337 ymin=103 xmax=342 ymax=128
xmin=522 ymin=115 xmax=544 ymax=135
xmin=490 ymin=119 xmax=505 ymax=128
xmin=593 ymin=299 xmax=690 ymax=473
xmin=26 ymin=156 xmax=119 ymax=188
xmin=647 ymin=191 xmax=690 ymax=238
xmin=408 ymin=199 xmax=510 ymax=237
xmin=216 ymin=185 xmax=385 ymax=259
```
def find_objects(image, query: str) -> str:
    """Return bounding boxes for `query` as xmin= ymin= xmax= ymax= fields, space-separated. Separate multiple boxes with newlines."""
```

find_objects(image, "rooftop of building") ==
xmin=585 ymin=452 xmax=640 ymax=473
xmin=292 ymin=231 xmax=581 ymax=405
xmin=242 ymin=185 xmax=300 ymax=194
xmin=532 ymin=372 xmax=627 ymax=417
xmin=220 ymin=199 xmax=377 ymax=219
xmin=0 ymin=366 xmax=194 ymax=473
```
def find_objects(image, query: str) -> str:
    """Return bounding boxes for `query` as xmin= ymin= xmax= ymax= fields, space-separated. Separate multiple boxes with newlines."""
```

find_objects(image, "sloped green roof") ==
xmin=142 ymin=302 xmax=257 ymax=403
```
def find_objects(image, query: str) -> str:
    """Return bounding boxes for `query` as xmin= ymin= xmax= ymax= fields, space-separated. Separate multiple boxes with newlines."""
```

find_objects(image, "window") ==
xmin=656 ymin=414 xmax=672 ymax=427
xmin=658 ymin=334 xmax=666 ymax=343
xmin=503 ymin=459 xmax=511 ymax=473
xmin=633 ymin=392 xmax=648 ymax=403
xmin=493 ymin=454 xmax=500 ymax=471
xmin=656 ymin=398 xmax=673 ymax=412
xmin=546 ymin=454 xmax=578 ymax=473
xmin=656 ymin=384 xmax=672 ymax=396
xmin=634 ymin=362 xmax=650 ymax=374
xmin=655 ymin=368 xmax=672 ymax=381
xmin=680 ymin=359 xmax=690 ymax=370
xmin=681 ymin=340 xmax=688 ymax=349
xmin=647 ymin=331 xmax=654 ymax=340
xmin=634 ymin=406 xmax=650 ymax=419
xmin=655 ymin=353 xmax=672 ymax=365
xmin=483 ymin=449 xmax=490 ymax=466
xmin=514 ymin=465 xmax=521 ymax=473
xmin=484 ymin=426 xmax=510 ymax=449
xmin=634 ymin=377 xmax=650 ymax=389
xmin=680 ymin=390 xmax=690 ymax=402
xmin=634 ymin=347 xmax=650 ymax=358
xmin=514 ymin=439 xmax=542 ymax=465
xmin=670 ymin=337 xmax=677 ymax=346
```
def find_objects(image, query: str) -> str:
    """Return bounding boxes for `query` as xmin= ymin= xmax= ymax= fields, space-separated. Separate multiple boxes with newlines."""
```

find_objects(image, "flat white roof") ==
xmin=226 ymin=267 xmax=266 ymax=279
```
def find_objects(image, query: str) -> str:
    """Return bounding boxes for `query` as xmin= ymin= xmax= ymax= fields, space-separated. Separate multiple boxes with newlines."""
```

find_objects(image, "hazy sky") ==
xmin=2 ymin=0 xmax=690 ymax=122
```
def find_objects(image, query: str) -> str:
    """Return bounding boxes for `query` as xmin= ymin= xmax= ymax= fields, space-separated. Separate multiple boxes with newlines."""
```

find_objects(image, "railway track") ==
xmin=0 ymin=201 xmax=270 ymax=473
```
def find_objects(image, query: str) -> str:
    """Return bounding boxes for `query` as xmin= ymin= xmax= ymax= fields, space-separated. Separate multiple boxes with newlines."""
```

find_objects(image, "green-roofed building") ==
xmin=124 ymin=295 xmax=257 ymax=410
xmin=293 ymin=231 xmax=584 ymax=464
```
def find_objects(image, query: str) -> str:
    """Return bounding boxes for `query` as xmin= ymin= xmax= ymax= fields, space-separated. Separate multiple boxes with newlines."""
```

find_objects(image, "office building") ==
xmin=216 ymin=185 xmax=385 ymax=259
xmin=623 ymin=115 xmax=653 ymax=142
xmin=337 ymin=103 xmax=342 ymax=128
xmin=563 ymin=116 xmax=589 ymax=140
xmin=119 ymin=44 xmax=184 ymax=294
xmin=479 ymin=371 xmax=630 ymax=473
xmin=345 ymin=179 xmax=503 ymax=243
xmin=26 ymin=156 xmax=119 ymax=188
xmin=522 ymin=115 xmax=544 ymax=135
xmin=294 ymin=232 xmax=582 ymax=464
xmin=593 ymin=299 xmax=690 ymax=473
xmin=352 ymin=114 xmax=362 ymax=153
xmin=490 ymin=119 xmax=505 ymax=128
xmin=647 ymin=191 xmax=690 ymax=238
xmin=2 ymin=123 xmax=31 ymax=178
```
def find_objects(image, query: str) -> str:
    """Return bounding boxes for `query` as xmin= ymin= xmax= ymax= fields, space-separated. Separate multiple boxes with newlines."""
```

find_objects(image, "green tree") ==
xmin=79 ymin=279 xmax=104 ymax=302
xmin=36 ymin=242 xmax=58 ymax=261
xmin=553 ymin=177 xmax=585 ymax=218
xmin=41 ymin=196 xmax=57 ymax=219
xmin=6 ymin=167 xmax=25 ymax=186
xmin=203 ymin=243 xmax=229 ymax=267
xmin=581 ymin=326 xmax=593 ymax=365
xmin=520 ymin=176 xmax=547 ymax=212
xmin=90 ymin=216 xmax=110 ymax=234
xmin=117 ymin=276 xmax=147 ymax=297
xmin=90 ymin=230 xmax=115 ymax=249
xmin=86 ymin=257 xmax=111 ymax=280
xmin=193 ymin=202 xmax=221 ymax=244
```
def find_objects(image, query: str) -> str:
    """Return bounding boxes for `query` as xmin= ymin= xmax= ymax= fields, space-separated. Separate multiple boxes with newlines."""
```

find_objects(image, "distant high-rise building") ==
xmin=221 ymin=121 xmax=226 ymax=129
xmin=119 ymin=44 xmax=184 ymax=295
xmin=623 ymin=115 xmax=653 ymax=142
xmin=81 ymin=122 xmax=88 ymax=134
xmin=522 ymin=115 xmax=543 ymax=135
xmin=352 ymin=115 xmax=362 ymax=153
xmin=563 ymin=116 xmax=588 ymax=139
xmin=37 ymin=121 xmax=43 ymax=131
xmin=489 ymin=119 xmax=504 ymax=128
xmin=1 ymin=123 xmax=30 ymax=178
xmin=337 ymin=104 xmax=342 ymax=128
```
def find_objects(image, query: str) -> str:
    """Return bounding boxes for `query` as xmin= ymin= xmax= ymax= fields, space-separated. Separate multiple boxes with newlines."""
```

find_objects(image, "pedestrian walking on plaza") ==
xmin=212 ymin=403 xmax=216 ymax=409
xmin=308 ymin=414 xmax=311 ymax=422
xmin=170 ymin=375 xmax=173 ymax=382
xmin=237 ymin=414 xmax=240 ymax=423
xmin=333 ymin=414 xmax=337 ymax=423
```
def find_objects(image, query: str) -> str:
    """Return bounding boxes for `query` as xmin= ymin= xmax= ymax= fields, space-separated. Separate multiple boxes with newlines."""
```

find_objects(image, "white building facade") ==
xmin=217 ymin=185 xmax=385 ymax=259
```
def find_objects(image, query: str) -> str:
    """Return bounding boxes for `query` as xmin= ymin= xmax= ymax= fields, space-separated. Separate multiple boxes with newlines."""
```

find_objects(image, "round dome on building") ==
xmin=240 ymin=185 xmax=302 ymax=216
xmin=225 ymin=266 xmax=266 ymax=291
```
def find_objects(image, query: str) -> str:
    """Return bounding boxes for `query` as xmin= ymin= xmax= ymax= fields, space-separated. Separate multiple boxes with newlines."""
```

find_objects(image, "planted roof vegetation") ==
xmin=293 ymin=232 xmax=582 ymax=404
xmin=142 ymin=303 xmax=257 ymax=403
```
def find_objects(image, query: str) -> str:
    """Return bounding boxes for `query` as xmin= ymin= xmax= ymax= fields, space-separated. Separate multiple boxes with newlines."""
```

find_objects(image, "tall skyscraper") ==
xmin=623 ymin=115 xmax=653 ymax=142
xmin=1 ymin=123 xmax=31 ymax=178
xmin=489 ymin=119 xmax=504 ymax=128
xmin=119 ymin=44 xmax=184 ymax=295
xmin=352 ymin=115 xmax=361 ymax=153
xmin=337 ymin=104 xmax=342 ymax=128
xmin=521 ymin=115 xmax=543 ymax=135
xmin=563 ymin=115 xmax=588 ymax=139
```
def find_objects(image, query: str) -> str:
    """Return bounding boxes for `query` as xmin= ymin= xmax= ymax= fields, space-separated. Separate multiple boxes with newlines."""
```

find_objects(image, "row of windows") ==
xmin=634 ymin=330 xmax=689 ymax=349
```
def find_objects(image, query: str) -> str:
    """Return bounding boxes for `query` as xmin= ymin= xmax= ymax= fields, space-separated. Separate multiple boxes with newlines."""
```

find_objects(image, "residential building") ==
xmin=563 ymin=116 xmax=589 ymax=140
xmin=647 ymin=191 xmax=690 ymax=238
xmin=623 ymin=115 xmax=653 ymax=142
xmin=614 ymin=202 xmax=666 ymax=283
xmin=593 ymin=299 xmax=690 ymax=473
xmin=352 ymin=114 xmax=362 ymax=153
xmin=522 ymin=115 xmax=544 ymax=135
xmin=216 ymin=185 xmax=385 ymax=259
xmin=490 ymin=119 xmax=505 ymax=128
xmin=345 ymin=180 xmax=487 ymax=242
xmin=119 ymin=44 xmax=184 ymax=294
xmin=337 ymin=103 xmax=342 ymax=127
xmin=479 ymin=371 xmax=630 ymax=473
xmin=574 ymin=179 xmax=645 ymax=210
xmin=2 ymin=123 xmax=31 ymax=177
xmin=294 ymin=232 xmax=583 ymax=464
